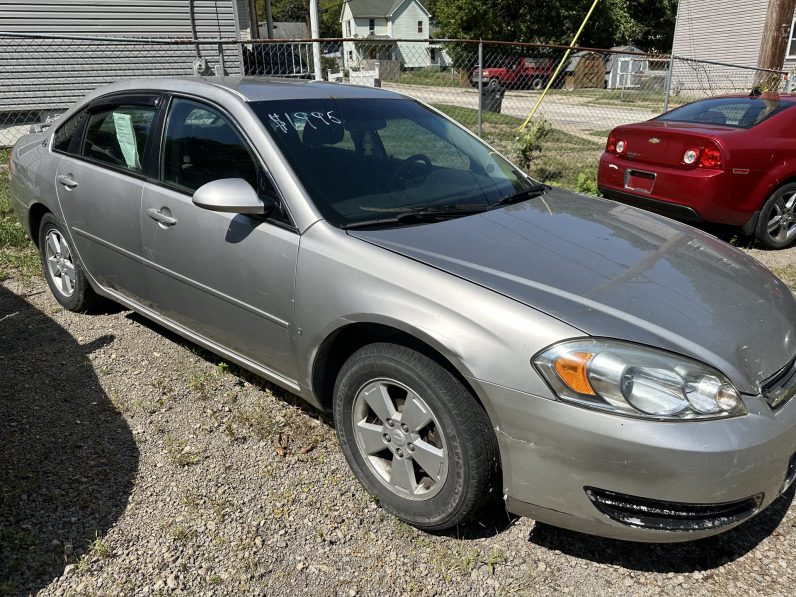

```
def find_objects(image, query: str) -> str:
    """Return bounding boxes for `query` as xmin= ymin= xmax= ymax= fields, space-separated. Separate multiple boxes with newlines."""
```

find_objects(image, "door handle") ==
xmin=147 ymin=208 xmax=177 ymax=226
xmin=56 ymin=174 xmax=78 ymax=189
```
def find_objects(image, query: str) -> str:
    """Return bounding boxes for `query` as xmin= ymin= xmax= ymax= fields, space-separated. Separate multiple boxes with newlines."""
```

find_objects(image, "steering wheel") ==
xmin=391 ymin=153 xmax=433 ymax=187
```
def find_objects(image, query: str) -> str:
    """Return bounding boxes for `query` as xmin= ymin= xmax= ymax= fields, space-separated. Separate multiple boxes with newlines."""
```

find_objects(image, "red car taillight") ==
xmin=682 ymin=140 xmax=722 ymax=169
xmin=606 ymin=132 xmax=627 ymax=155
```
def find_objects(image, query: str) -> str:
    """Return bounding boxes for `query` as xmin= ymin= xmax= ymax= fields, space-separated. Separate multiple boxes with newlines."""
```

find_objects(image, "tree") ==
xmin=432 ymin=0 xmax=677 ymax=52
xmin=253 ymin=1 xmax=343 ymax=37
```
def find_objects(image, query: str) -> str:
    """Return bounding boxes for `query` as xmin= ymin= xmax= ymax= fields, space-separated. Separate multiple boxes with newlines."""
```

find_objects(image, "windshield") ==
xmin=657 ymin=97 xmax=791 ymax=128
xmin=250 ymin=98 xmax=537 ymax=227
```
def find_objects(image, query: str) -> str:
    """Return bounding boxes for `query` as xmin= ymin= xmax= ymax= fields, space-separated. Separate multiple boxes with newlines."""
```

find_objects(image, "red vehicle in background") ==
xmin=470 ymin=56 xmax=556 ymax=90
xmin=598 ymin=93 xmax=796 ymax=248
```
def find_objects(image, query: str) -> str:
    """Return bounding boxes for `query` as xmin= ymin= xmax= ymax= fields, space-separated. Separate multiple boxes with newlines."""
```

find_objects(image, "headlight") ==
xmin=533 ymin=339 xmax=745 ymax=420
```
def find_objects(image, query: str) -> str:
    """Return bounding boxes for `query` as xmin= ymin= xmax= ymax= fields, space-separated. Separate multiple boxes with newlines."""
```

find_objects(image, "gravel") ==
xmin=1 ymin=245 xmax=796 ymax=597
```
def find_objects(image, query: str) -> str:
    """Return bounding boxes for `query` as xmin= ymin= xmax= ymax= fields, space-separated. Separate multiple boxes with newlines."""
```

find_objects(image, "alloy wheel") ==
xmin=351 ymin=378 xmax=448 ymax=500
xmin=44 ymin=229 xmax=76 ymax=298
xmin=765 ymin=190 xmax=796 ymax=245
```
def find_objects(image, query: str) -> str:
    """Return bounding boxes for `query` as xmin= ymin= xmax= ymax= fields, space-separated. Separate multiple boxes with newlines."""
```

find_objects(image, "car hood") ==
xmin=348 ymin=188 xmax=796 ymax=394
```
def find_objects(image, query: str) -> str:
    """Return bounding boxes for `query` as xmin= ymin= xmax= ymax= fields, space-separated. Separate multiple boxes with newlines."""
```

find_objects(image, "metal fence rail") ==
xmin=1 ymin=33 xmax=789 ymax=190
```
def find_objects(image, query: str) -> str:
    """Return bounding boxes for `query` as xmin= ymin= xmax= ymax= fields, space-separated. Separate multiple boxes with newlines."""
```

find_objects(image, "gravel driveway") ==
xmin=2 ymin=246 xmax=796 ymax=597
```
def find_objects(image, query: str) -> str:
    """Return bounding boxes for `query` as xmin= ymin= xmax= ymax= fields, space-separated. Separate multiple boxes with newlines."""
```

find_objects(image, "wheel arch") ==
xmin=310 ymin=321 xmax=486 ymax=416
xmin=28 ymin=202 xmax=52 ymax=248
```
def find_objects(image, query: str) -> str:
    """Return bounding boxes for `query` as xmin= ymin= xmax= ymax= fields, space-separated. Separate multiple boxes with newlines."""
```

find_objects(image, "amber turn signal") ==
xmin=553 ymin=351 xmax=596 ymax=395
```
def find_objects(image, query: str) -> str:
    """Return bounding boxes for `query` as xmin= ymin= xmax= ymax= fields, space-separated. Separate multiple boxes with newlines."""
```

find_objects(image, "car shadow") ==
xmin=0 ymin=285 xmax=138 ymax=596
xmin=527 ymin=485 xmax=795 ymax=572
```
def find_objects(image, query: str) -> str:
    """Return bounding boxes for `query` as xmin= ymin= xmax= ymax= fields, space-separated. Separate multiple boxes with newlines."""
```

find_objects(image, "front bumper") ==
xmin=470 ymin=378 xmax=796 ymax=542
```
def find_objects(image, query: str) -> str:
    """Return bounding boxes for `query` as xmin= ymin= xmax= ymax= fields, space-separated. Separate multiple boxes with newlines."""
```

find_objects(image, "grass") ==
xmin=432 ymin=103 xmax=603 ymax=190
xmin=395 ymin=68 xmax=464 ymax=88
xmin=0 ymin=148 xmax=40 ymax=282
xmin=771 ymin=266 xmax=796 ymax=292
xmin=164 ymin=436 xmax=205 ymax=467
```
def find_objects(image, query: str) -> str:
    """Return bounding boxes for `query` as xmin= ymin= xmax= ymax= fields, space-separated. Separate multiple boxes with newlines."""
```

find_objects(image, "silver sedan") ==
xmin=9 ymin=77 xmax=796 ymax=542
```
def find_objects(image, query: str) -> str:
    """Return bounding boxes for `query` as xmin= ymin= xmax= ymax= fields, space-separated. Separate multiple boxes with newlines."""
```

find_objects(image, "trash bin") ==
xmin=480 ymin=85 xmax=504 ymax=113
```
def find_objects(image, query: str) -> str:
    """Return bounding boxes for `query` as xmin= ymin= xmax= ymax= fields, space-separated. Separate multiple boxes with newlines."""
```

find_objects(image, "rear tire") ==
xmin=755 ymin=183 xmax=796 ymax=249
xmin=38 ymin=213 xmax=99 ymax=311
xmin=333 ymin=343 xmax=499 ymax=531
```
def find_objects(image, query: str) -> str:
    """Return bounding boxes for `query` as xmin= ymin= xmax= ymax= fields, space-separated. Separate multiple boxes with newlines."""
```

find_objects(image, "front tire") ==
xmin=755 ymin=183 xmax=796 ymax=249
xmin=38 ymin=213 xmax=98 ymax=311
xmin=333 ymin=343 xmax=499 ymax=531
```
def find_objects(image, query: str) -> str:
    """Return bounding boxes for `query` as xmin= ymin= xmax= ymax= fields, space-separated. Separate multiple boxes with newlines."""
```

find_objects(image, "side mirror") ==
xmin=192 ymin=178 xmax=275 ymax=215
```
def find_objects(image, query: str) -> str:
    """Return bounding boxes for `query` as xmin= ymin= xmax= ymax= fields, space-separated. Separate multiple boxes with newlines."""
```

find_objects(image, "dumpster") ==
xmin=480 ymin=85 xmax=504 ymax=113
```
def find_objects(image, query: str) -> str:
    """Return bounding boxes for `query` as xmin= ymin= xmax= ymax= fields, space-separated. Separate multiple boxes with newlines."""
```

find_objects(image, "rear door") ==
xmin=54 ymin=94 xmax=161 ymax=304
xmin=140 ymin=96 xmax=299 ymax=379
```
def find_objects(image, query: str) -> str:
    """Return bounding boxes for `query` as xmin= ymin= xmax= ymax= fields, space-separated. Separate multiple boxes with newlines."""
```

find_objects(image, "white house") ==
xmin=339 ymin=0 xmax=446 ymax=69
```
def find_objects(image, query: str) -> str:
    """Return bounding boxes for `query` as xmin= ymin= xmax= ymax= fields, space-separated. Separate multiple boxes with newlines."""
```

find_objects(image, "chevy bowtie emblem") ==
xmin=648 ymin=137 xmax=661 ymax=144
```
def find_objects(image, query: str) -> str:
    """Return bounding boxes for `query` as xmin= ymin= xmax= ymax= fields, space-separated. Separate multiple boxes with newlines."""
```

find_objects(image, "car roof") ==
xmin=89 ymin=76 xmax=404 ymax=103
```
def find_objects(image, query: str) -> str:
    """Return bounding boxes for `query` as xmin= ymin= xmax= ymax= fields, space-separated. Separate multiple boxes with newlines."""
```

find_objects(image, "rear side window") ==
xmin=53 ymin=109 xmax=88 ymax=154
xmin=658 ymin=97 xmax=791 ymax=128
xmin=82 ymin=105 xmax=156 ymax=174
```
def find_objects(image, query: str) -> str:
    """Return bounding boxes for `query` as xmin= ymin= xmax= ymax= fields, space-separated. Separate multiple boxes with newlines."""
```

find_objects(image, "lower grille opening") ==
xmin=585 ymin=487 xmax=763 ymax=532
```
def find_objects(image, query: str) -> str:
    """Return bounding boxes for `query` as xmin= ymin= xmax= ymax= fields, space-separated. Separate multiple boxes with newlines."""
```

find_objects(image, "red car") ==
xmin=598 ymin=93 xmax=796 ymax=248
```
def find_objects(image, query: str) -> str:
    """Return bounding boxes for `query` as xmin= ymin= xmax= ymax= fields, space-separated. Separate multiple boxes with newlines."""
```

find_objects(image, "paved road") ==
xmin=382 ymin=82 xmax=657 ymax=133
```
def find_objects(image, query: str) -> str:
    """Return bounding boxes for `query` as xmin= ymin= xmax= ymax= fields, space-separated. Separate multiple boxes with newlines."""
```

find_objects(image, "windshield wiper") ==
xmin=487 ymin=184 xmax=549 ymax=210
xmin=342 ymin=205 xmax=487 ymax=230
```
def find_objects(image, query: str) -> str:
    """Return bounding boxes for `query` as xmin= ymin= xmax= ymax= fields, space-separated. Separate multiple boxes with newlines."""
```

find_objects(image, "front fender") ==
xmin=293 ymin=222 xmax=581 ymax=427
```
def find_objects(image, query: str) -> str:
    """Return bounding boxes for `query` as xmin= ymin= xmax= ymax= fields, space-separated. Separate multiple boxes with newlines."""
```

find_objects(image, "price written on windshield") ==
xmin=268 ymin=111 xmax=342 ymax=133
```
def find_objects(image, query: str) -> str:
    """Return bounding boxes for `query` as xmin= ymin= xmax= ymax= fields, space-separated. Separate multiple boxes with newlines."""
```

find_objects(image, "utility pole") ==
xmin=264 ymin=0 xmax=274 ymax=39
xmin=757 ymin=0 xmax=796 ymax=83
xmin=309 ymin=0 xmax=323 ymax=80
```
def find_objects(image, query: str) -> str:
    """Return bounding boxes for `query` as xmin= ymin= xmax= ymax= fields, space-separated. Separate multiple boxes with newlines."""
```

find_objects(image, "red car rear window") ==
xmin=657 ymin=97 xmax=792 ymax=129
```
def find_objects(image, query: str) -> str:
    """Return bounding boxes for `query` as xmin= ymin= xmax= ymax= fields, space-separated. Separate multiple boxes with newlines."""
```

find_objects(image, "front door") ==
xmin=141 ymin=97 xmax=299 ymax=379
xmin=54 ymin=97 xmax=159 ymax=304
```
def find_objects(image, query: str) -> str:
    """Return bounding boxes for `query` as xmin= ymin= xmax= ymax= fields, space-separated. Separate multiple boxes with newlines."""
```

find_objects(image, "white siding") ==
xmin=0 ymin=1 xmax=242 ymax=113
xmin=391 ymin=0 xmax=428 ymax=68
xmin=672 ymin=0 xmax=768 ymax=67
xmin=0 ymin=0 xmax=239 ymax=37
xmin=355 ymin=17 xmax=388 ymax=36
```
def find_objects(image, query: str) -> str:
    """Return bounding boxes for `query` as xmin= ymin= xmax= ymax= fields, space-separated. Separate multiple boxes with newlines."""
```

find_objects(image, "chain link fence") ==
xmin=1 ymin=33 xmax=789 ymax=191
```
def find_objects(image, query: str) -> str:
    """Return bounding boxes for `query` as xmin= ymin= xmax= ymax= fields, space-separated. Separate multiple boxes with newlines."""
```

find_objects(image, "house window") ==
xmin=369 ymin=19 xmax=375 ymax=34
xmin=417 ymin=20 xmax=423 ymax=34
xmin=347 ymin=50 xmax=353 ymax=62
xmin=346 ymin=20 xmax=351 ymax=37
xmin=430 ymin=48 xmax=436 ymax=62
xmin=788 ymin=16 xmax=796 ymax=57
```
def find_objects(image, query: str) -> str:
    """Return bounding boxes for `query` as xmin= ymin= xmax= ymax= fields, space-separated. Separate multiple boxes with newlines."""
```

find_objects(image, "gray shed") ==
xmin=605 ymin=45 xmax=649 ymax=89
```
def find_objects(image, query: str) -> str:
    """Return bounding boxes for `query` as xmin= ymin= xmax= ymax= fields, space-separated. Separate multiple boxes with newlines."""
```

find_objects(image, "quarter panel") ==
xmin=9 ymin=132 xmax=61 ymax=238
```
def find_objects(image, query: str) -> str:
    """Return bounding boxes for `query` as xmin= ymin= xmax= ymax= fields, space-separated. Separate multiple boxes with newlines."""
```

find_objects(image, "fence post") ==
xmin=663 ymin=54 xmax=675 ymax=113
xmin=218 ymin=42 xmax=226 ymax=76
xmin=477 ymin=39 xmax=483 ymax=137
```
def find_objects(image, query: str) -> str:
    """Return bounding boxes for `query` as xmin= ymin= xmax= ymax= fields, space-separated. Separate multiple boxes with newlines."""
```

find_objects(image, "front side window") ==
xmin=82 ymin=105 xmax=156 ymax=173
xmin=162 ymin=98 xmax=263 ymax=195
xmin=369 ymin=19 xmax=375 ymax=34
xmin=251 ymin=98 xmax=536 ymax=228
xmin=417 ymin=20 xmax=423 ymax=34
